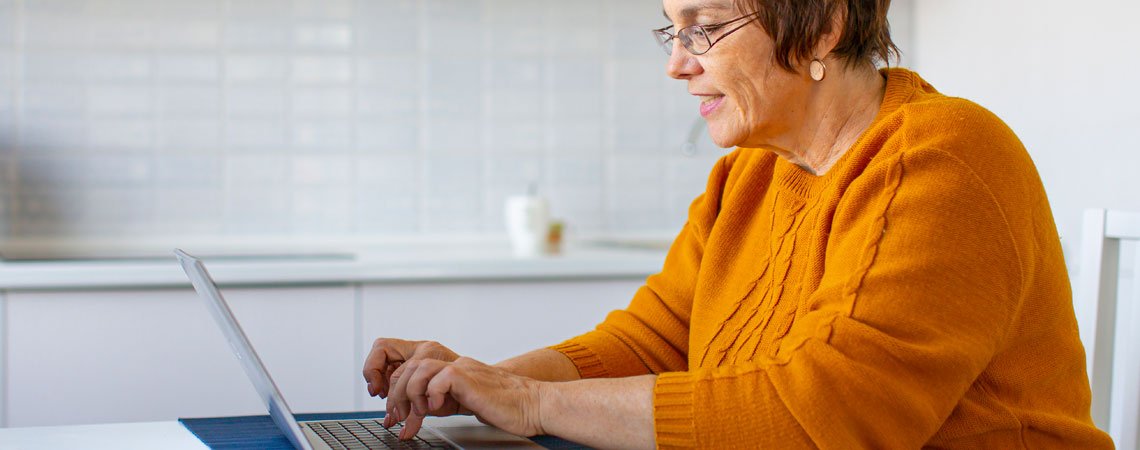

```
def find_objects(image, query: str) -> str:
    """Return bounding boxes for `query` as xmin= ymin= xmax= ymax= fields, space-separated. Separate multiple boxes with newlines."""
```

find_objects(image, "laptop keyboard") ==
xmin=306 ymin=420 xmax=456 ymax=450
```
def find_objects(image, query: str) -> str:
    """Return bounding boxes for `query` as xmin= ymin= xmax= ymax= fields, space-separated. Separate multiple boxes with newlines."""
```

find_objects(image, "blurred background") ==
xmin=0 ymin=0 xmax=1132 ymax=262
xmin=0 ymin=0 xmax=735 ymax=242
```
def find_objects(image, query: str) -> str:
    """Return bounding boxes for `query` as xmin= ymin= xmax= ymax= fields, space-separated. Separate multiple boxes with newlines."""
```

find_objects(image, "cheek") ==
xmin=724 ymin=56 xmax=776 ymax=123
xmin=726 ymin=43 xmax=773 ymax=101
xmin=725 ymin=73 xmax=766 ymax=131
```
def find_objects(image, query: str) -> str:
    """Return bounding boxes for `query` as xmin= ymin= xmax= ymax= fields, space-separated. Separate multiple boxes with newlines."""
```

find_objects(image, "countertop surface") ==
xmin=0 ymin=421 xmax=207 ymax=450
xmin=0 ymin=238 xmax=672 ymax=291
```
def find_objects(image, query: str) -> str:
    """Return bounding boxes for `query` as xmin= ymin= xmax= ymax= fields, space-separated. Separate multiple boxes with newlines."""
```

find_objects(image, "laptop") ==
xmin=174 ymin=248 xmax=544 ymax=450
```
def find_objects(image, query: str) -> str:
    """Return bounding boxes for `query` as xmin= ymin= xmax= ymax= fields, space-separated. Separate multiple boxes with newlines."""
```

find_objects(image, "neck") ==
xmin=774 ymin=64 xmax=886 ymax=176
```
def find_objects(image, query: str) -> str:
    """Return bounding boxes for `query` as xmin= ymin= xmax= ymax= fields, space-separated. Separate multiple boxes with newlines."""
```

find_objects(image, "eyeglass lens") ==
xmin=654 ymin=26 xmax=714 ymax=56
xmin=654 ymin=12 xmax=761 ymax=56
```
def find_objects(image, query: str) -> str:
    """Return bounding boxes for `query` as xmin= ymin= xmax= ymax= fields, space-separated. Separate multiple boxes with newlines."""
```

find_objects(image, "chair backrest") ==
xmin=1078 ymin=208 xmax=1140 ymax=449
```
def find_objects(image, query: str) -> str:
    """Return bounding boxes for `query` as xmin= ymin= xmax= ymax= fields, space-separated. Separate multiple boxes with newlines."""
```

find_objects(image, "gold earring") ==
xmin=810 ymin=58 xmax=826 ymax=81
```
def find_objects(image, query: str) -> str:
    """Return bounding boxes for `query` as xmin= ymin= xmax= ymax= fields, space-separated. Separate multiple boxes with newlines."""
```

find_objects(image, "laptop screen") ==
xmin=174 ymin=248 xmax=313 ymax=450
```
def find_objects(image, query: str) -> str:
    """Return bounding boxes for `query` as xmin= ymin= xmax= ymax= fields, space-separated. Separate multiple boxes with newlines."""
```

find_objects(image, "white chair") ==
xmin=1078 ymin=208 xmax=1140 ymax=449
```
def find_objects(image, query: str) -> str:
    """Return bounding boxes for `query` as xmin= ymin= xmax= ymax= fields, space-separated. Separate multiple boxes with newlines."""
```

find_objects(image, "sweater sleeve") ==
xmin=653 ymin=149 xmax=1025 ymax=448
xmin=550 ymin=153 xmax=735 ymax=379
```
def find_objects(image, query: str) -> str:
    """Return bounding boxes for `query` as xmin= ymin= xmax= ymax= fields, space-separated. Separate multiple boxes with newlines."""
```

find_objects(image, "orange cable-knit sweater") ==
xmin=551 ymin=68 xmax=1113 ymax=448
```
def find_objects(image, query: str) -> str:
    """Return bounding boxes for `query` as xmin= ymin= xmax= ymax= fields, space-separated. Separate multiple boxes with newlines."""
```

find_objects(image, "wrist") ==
xmin=492 ymin=360 xmax=521 ymax=376
xmin=535 ymin=381 xmax=559 ymax=437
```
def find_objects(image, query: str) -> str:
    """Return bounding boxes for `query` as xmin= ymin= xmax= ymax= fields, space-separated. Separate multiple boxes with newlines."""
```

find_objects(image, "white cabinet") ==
xmin=359 ymin=280 xmax=642 ymax=369
xmin=3 ymin=286 xmax=356 ymax=427
xmin=1 ymin=277 xmax=648 ymax=427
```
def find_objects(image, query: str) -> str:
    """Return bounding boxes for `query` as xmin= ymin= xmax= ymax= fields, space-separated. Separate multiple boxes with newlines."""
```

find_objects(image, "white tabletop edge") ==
xmin=0 ymin=420 xmax=207 ymax=450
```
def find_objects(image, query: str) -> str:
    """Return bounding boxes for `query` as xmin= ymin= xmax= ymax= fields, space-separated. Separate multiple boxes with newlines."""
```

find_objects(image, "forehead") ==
xmin=662 ymin=0 xmax=735 ymax=21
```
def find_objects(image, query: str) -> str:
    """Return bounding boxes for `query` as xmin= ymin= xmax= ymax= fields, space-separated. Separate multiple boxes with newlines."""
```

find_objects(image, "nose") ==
xmin=665 ymin=42 xmax=702 ymax=80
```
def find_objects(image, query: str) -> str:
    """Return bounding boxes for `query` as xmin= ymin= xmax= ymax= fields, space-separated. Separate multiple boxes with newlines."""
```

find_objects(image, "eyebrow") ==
xmin=662 ymin=2 xmax=733 ymax=22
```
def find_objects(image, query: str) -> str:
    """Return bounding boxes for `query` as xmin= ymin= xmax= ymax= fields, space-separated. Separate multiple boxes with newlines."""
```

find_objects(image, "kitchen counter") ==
xmin=0 ymin=237 xmax=670 ymax=428
xmin=0 ymin=238 xmax=672 ymax=291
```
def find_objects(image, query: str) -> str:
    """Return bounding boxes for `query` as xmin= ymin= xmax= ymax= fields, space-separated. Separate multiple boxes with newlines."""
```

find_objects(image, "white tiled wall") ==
xmin=0 ymin=0 xmax=733 ymax=239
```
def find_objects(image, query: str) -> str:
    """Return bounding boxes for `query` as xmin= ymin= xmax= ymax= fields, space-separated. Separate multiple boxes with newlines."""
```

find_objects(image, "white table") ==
xmin=0 ymin=421 xmax=207 ymax=450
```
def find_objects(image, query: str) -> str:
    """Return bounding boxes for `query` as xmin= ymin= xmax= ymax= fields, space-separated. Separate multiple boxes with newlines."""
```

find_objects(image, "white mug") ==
xmin=505 ymin=195 xmax=549 ymax=258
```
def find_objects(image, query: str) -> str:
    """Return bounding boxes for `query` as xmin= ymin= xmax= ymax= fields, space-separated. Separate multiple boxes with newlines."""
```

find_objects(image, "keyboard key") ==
xmin=307 ymin=420 xmax=456 ymax=450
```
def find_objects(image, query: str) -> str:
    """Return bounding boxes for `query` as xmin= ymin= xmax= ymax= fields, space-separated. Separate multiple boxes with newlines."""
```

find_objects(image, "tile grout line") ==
xmin=219 ymin=0 xmax=233 ymax=234
xmin=415 ymin=0 xmax=429 ymax=234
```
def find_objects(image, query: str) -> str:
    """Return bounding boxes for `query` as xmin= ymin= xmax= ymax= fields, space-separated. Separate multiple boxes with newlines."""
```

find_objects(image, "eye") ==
xmin=702 ymin=24 xmax=726 ymax=33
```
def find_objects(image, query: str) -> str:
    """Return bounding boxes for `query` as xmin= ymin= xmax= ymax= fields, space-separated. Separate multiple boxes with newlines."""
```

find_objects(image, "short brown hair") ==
xmin=735 ymin=0 xmax=900 ymax=71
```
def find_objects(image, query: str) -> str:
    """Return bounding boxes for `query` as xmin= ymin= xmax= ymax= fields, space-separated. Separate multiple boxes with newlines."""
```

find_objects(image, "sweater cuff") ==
xmin=550 ymin=328 xmax=658 ymax=379
xmin=548 ymin=341 xmax=610 ymax=379
xmin=653 ymin=371 xmax=698 ymax=448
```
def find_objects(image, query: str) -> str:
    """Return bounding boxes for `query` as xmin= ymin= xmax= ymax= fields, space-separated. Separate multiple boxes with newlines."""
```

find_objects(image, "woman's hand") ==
xmin=361 ymin=338 xmax=459 ymax=399
xmin=386 ymin=357 xmax=546 ymax=440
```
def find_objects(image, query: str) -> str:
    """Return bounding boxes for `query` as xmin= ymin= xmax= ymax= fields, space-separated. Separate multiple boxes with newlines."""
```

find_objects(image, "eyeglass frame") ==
xmin=652 ymin=11 xmax=762 ymax=56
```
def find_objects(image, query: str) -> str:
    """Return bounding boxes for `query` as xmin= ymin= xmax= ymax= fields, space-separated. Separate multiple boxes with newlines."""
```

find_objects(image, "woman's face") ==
xmin=662 ymin=0 xmax=813 ymax=149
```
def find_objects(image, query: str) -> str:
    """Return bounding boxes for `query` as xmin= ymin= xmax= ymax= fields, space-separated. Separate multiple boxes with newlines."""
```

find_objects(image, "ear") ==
xmin=813 ymin=3 xmax=846 ymax=58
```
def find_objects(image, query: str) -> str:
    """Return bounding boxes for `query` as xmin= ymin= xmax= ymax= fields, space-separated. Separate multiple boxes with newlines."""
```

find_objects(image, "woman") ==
xmin=363 ymin=0 xmax=1114 ymax=448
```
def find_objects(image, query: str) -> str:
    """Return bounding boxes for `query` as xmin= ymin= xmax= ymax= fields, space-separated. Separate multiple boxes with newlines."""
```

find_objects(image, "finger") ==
xmin=362 ymin=346 xmax=390 ymax=396
xmin=381 ymin=361 xmax=402 ymax=398
xmin=364 ymin=340 xmax=408 ymax=396
xmin=365 ymin=339 xmax=424 ymax=396
xmin=383 ymin=406 xmax=396 ymax=428
xmin=401 ymin=410 xmax=425 ymax=441
xmin=388 ymin=360 xmax=420 ymax=424
xmin=401 ymin=362 xmax=444 ymax=441
xmin=425 ymin=365 xmax=462 ymax=413
xmin=433 ymin=394 xmax=464 ymax=418
xmin=382 ymin=365 xmax=401 ymax=428
xmin=385 ymin=364 xmax=408 ymax=425
xmin=406 ymin=360 xmax=446 ymax=418
xmin=386 ymin=362 xmax=409 ymax=401
xmin=385 ymin=392 xmax=398 ymax=427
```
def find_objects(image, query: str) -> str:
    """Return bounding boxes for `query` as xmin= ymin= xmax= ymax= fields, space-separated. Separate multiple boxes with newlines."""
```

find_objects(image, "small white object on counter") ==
xmin=504 ymin=195 xmax=550 ymax=258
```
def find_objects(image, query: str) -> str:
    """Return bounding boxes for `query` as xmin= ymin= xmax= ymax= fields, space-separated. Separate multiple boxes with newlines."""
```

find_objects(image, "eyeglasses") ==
xmin=652 ymin=12 xmax=761 ymax=56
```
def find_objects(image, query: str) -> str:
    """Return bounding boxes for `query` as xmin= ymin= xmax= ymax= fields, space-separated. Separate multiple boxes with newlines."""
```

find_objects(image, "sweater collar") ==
xmin=771 ymin=67 xmax=925 ymax=200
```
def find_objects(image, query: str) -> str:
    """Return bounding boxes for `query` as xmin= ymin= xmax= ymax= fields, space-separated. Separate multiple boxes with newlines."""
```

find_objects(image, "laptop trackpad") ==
xmin=424 ymin=416 xmax=545 ymax=449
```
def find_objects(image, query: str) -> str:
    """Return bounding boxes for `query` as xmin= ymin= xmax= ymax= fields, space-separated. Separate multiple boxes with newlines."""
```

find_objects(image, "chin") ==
xmin=706 ymin=125 xmax=745 ymax=149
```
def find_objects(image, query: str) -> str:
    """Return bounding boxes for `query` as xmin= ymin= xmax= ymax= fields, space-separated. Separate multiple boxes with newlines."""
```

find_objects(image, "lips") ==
xmin=698 ymin=95 xmax=726 ymax=117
